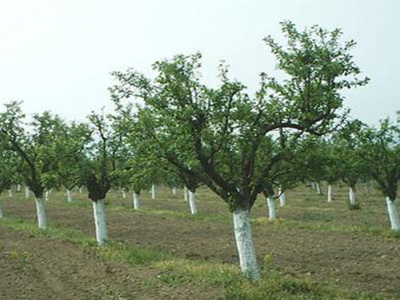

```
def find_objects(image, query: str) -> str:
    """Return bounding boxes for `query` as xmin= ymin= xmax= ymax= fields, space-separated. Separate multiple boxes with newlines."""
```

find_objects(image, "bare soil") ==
xmin=1 ymin=185 xmax=400 ymax=299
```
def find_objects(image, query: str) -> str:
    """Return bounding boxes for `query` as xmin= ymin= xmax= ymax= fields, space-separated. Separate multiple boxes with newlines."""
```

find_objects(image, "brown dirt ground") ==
xmin=1 ymin=185 xmax=400 ymax=299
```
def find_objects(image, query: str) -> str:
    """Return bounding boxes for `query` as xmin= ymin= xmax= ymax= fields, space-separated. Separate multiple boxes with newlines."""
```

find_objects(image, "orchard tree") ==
xmin=333 ymin=121 xmax=369 ymax=209
xmin=0 ymin=102 xmax=66 ymax=229
xmin=359 ymin=119 xmax=400 ymax=231
xmin=110 ymin=22 xmax=368 ymax=280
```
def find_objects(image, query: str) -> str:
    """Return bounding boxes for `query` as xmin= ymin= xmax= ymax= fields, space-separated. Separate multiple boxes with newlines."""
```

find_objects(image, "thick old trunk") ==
xmin=133 ymin=193 xmax=140 ymax=210
xmin=35 ymin=198 xmax=47 ymax=230
xmin=188 ymin=190 xmax=198 ymax=215
xmin=92 ymin=199 xmax=108 ymax=246
xmin=266 ymin=196 xmax=276 ymax=220
xmin=67 ymin=189 xmax=73 ymax=203
xmin=233 ymin=209 xmax=260 ymax=280
xmin=316 ymin=182 xmax=323 ymax=195
xmin=349 ymin=186 xmax=357 ymax=206
xmin=327 ymin=185 xmax=333 ymax=202
xmin=386 ymin=197 xmax=400 ymax=231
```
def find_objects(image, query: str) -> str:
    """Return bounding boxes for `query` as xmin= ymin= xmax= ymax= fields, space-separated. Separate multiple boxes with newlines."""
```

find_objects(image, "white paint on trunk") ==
xmin=35 ymin=198 xmax=47 ymax=230
xmin=311 ymin=182 xmax=316 ymax=190
xmin=188 ymin=191 xmax=197 ymax=215
xmin=233 ymin=209 xmax=260 ymax=280
xmin=184 ymin=186 xmax=188 ymax=202
xmin=17 ymin=184 xmax=21 ymax=192
xmin=151 ymin=184 xmax=156 ymax=200
xmin=25 ymin=187 xmax=30 ymax=199
xmin=267 ymin=196 xmax=276 ymax=220
xmin=327 ymin=185 xmax=333 ymax=202
xmin=0 ymin=197 xmax=3 ymax=219
xmin=67 ymin=189 xmax=73 ymax=203
xmin=278 ymin=188 xmax=285 ymax=207
xmin=122 ymin=189 xmax=126 ymax=199
xmin=8 ymin=189 xmax=12 ymax=197
xmin=316 ymin=182 xmax=322 ymax=195
xmin=79 ymin=187 xmax=83 ymax=193
xmin=133 ymin=193 xmax=140 ymax=210
xmin=172 ymin=187 xmax=177 ymax=195
xmin=45 ymin=190 xmax=49 ymax=201
xmin=386 ymin=197 xmax=400 ymax=231
xmin=92 ymin=199 xmax=108 ymax=246
xmin=349 ymin=187 xmax=357 ymax=206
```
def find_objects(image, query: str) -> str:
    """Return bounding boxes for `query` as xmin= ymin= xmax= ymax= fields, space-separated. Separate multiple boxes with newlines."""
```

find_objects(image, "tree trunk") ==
xmin=349 ymin=186 xmax=357 ymax=206
xmin=279 ymin=188 xmax=285 ymax=207
xmin=79 ymin=187 xmax=83 ymax=193
xmin=67 ymin=189 xmax=73 ymax=203
xmin=311 ymin=182 xmax=316 ymax=190
xmin=267 ymin=196 xmax=276 ymax=220
xmin=0 ymin=197 xmax=3 ymax=219
xmin=151 ymin=184 xmax=156 ymax=200
xmin=45 ymin=190 xmax=49 ymax=201
xmin=233 ymin=209 xmax=260 ymax=280
xmin=184 ymin=186 xmax=188 ymax=202
xmin=122 ymin=189 xmax=126 ymax=199
xmin=386 ymin=197 xmax=400 ymax=231
xmin=25 ymin=187 xmax=30 ymax=199
xmin=188 ymin=190 xmax=197 ymax=215
xmin=327 ymin=185 xmax=333 ymax=202
xmin=133 ymin=193 xmax=140 ymax=210
xmin=17 ymin=184 xmax=21 ymax=192
xmin=172 ymin=187 xmax=177 ymax=195
xmin=316 ymin=182 xmax=323 ymax=195
xmin=35 ymin=198 xmax=47 ymax=230
xmin=8 ymin=189 xmax=12 ymax=197
xmin=92 ymin=199 xmax=108 ymax=246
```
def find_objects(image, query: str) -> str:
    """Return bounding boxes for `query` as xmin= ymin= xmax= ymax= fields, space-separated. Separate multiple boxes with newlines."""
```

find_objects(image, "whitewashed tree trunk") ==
xmin=188 ymin=190 xmax=198 ymax=215
xmin=267 ymin=196 xmax=276 ymax=220
xmin=327 ymin=185 xmax=333 ymax=202
xmin=0 ymin=197 xmax=3 ymax=219
xmin=79 ymin=187 xmax=83 ymax=193
xmin=386 ymin=197 xmax=400 ymax=231
xmin=25 ymin=187 xmax=30 ymax=199
xmin=233 ymin=209 xmax=260 ymax=280
xmin=122 ymin=189 xmax=126 ymax=199
xmin=151 ymin=184 xmax=156 ymax=200
xmin=172 ymin=187 xmax=177 ymax=195
xmin=8 ymin=189 xmax=12 ymax=197
xmin=278 ymin=188 xmax=285 ymax=207
xmin=133 ymin=193 xmax=140 ymax=210
xmin=17 ymin=184 xmax=21 ymax=192
xmin=349 ymin=186 xmax=357 ymax=206
xmin=316 ymin=182 xmax=322 ymax=195
xmin=311 ymin=182 xmax=316 ymax=190
xmin=45 ymin=190 xmax=49 ymax=201
xmin=184 ymin=186 xmax=188 ymax=202
xmin=67 ymin=189 xmax=73 ymax=203
xmin=92 ymin=199 xmax=108 ymax=246
xmin=35 ymin=198 xmax=47 ymax=230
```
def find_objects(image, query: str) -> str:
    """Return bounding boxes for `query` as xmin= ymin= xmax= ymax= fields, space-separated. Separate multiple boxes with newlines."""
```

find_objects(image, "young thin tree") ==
xmin=110 ymin=22 xmax=368 ymax=280
xmin=0 ymin=102 xmax=66 ymax=229
xmin=360 ymin=119 xmax=400 ymax=231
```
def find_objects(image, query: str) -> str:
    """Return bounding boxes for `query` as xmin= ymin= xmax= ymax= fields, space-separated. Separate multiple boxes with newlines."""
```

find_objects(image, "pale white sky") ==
xmin=0 ymin=0 xmax=399 ymax=125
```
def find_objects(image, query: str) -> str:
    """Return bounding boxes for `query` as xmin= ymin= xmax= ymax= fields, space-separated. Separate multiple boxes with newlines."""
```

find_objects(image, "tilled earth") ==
xmin=1 ymin=186 xmax=400 ymax=299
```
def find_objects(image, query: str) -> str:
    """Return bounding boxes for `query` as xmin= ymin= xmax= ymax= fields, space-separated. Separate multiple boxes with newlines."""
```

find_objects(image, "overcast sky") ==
xmin=0 ymin=0 xmax=399 ymax=125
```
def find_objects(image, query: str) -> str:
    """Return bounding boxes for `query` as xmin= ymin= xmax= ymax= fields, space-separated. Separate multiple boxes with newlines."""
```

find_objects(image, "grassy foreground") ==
xmin=0 ymin=216 xmax=391 ymax=300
